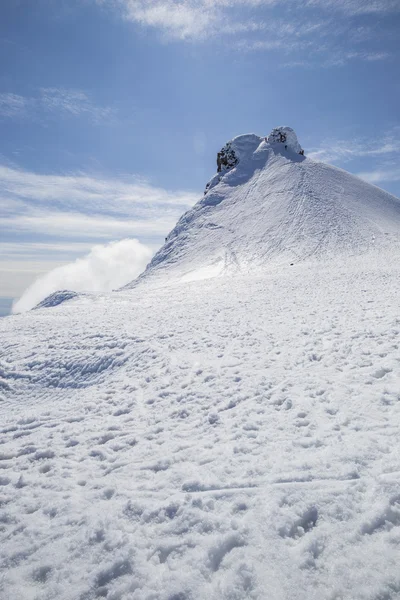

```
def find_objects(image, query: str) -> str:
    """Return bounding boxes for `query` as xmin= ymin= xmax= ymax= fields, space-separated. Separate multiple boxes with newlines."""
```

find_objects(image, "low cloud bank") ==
xmin=13 ymin=238 xmax=153 ymax=313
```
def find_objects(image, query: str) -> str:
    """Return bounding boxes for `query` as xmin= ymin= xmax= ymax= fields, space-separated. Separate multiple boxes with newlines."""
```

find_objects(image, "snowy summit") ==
xmin=267 ymin=126 xmax=303 ymax=154
xmin=1 ymin=126 xmax=400 ymax=600
xmin=134 ymin=126 xmax=400 ymax=288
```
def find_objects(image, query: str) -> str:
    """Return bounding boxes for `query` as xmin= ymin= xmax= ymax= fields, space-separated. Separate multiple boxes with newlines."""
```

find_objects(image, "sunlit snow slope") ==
xmin=1 ymin=128 xmax=400 ymax=600
xmin=131 ymin=130 xmax=400 ymax=287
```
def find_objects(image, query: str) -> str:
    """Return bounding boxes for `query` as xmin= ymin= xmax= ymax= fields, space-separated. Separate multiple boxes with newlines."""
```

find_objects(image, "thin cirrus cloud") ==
xmin=308 ymin=133 xmax=400 ymax=164
xmin=97 ymin=0 xmax=398 ymax=64
xmin=0 ymin=165 xmax=197 ymax=209
xmin=0 ymin=93 xmax=29 ymax=118
xmin=308 ymin=130 xmax=400 ymax=184
xmin=4 ymin=210 xmax=186 ymax=240
xmin=355 ymin=169 xmax=400 ymax=184
xmin=0 ymin=164 xmax=199 ymax=241
xmin=0 ymin=88 xmax=115 ymax=122
xmin=306 ymin=0 xmax=400 ymax=15
xmin=0 ymin=163 xmax=199 ymax=297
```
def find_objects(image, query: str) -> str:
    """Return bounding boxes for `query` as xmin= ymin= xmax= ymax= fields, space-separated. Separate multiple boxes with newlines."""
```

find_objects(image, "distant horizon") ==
xmin=0 ymin=297 xmax=14 ymax=318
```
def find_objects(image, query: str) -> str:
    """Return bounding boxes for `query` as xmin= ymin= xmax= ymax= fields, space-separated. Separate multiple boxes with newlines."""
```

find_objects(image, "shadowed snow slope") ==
xmin=1 ymin=129 xmax=400 ymax=600
xmin=128 ymin=132 xmax=400 ymax=287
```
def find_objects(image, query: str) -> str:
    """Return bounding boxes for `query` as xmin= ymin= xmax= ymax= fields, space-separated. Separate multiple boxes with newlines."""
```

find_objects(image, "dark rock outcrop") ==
xmin=217 ymin=142 xmax=238 ymax=173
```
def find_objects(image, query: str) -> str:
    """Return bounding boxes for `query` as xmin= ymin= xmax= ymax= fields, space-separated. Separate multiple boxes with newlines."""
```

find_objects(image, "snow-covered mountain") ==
xmin=1 ymin=127 xmax=400 ymax=600
xmin=130 ymin=127 xmax=400 ymax=288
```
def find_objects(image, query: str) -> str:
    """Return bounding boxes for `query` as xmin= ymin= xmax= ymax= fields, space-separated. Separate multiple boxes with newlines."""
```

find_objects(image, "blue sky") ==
xmin=1 ymin=0 xmax=400 ymax=302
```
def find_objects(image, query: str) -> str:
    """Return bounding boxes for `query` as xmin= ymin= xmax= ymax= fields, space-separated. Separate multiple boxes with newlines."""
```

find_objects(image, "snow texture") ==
xmin=1 ymin=127 xmax=400 ymax=600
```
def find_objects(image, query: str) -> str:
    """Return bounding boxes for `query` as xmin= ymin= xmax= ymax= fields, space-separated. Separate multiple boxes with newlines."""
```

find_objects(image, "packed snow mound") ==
xmin=268 ymin=126 xmax=303 ymax=154
xmin=211 ymin=128 xmax=302 ymax=188
xmin=217 ymin=133 xmax=264 ymax=169
xmin=128 ymin=128 xmax=400 ymax=289
xmin=205 ymin=134 xmax=264 ymax=194
xmin=34 ymin=290 xmax=79 ymax=309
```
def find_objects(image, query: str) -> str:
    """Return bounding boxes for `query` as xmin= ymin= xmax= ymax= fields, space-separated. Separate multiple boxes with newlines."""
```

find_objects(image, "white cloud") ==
xmin=4 ymin=210 xmax=180 ymax=239
xmin=356 ymin=169 xmax=400 ymax=184
xmin=0 ymin=165 xmax=195 ymax=209
xmin=320 ymin=50 xmax=391 ymax=67
xmin=0 ymin=164 xmax=198 ymax=297
xmin=0 ymin=93 xmax=29 ymax=118
xmin=92 ymin=0 xmax=399 ymax=72
xmin=307 ymin=131 xmax=400 ymax=190
xmin=0 ymin=241 xmax=95 ymax=260
xmin=122 ymin=0 xmax=215 ymax=39
xmin=236 ymin=37 xmax=311 ymax=52
xmin=39 ymin=88 xmax=116 ymax=122
xmin=306 ymin=0 xmax=400 ymax=16
xmin=0 ymin=165 xmax=198 ymax=244
xmin=308 ymin=133 xmax=400 ymax=164
xmin=105 ymin=0 xmax=289 ymax=39
xmin=0 ymin=88 xmax=115 ymax=123
xmin=12 ymin=238 xmax=153 ymax=313
xmin=98 ymin=0 xmax=400 ymax=55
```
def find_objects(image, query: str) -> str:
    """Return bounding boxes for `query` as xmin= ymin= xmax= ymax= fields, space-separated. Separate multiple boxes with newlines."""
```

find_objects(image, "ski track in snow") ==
xmin=1 ymin=262 xmax=400 ymax=600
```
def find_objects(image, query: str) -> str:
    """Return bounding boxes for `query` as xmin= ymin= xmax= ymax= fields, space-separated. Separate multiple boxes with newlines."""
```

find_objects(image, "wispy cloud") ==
xmin=124 ymin=0 xmax=215 ymax=39
xmin=0 ymin=88 xmax=115 ymax=123
xmin=0 ymin=93 xmax=29 ymax=118
xmin=308 ymin=130 xmax=400 ymax=188
xmin=0 ymin=165 xmax=195 ymax=209
xmin=306 ymin=0 xmax=400 ymax=16
xmin=106 ymin=0 xmax=400 ymax=40
xmin=0 ymin=164 xmax=199 ymax=296
xmin=97 ymin=0 xmax=399 ymax=66
xmin=104 ymin=0 xmax=309 ymax=41
xmin=0 ymin=241 xmax=96 ymax=261
xmin=308 ymin=133 xmax=400 ymax=164
xmin=3 ymin=211 xmax=182 ymax=240
xmin=356 ymin=169 xmax=400 ymax=184
xmin=40 ymin=88 xmax=115 ymax=122
xmin=0 ymin=164 xmax=198 ymax=240
xmin=319 ymin=50 xmax=390 ymax=67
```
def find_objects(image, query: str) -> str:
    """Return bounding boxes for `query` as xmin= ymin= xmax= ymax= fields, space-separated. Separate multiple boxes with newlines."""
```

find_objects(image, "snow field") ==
xmin=1 ymin=259 xmax=400 ymax=600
